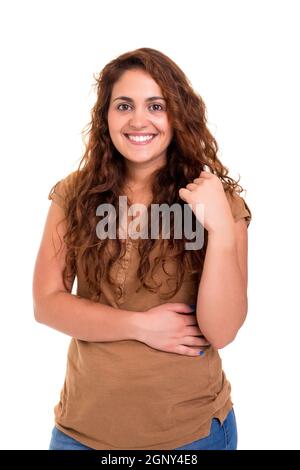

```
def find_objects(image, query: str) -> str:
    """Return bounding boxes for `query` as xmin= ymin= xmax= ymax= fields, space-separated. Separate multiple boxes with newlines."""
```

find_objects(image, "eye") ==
xmin=149 ymin=103 xmax=164 ymax=111
xmin=117 ymin=103 xmax=132 ymax=111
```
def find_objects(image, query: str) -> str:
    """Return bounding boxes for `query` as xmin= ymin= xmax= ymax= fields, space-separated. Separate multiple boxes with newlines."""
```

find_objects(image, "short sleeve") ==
xmin=48 ymin=171 xmax=78 ymax=212
xmin=225 ymin=189 xmax=252 ymax=228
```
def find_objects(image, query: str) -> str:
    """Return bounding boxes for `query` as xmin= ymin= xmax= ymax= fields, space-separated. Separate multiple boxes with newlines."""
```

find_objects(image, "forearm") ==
xmin=196 ymin=231 xmax=247 ymax=348
xmin=34 ymin=291 xmax=142 ymax=342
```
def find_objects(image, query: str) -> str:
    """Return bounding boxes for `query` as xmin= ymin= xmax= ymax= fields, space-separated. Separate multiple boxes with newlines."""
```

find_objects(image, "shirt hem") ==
xmin=54 ymin=398 xmax=233 ymax=450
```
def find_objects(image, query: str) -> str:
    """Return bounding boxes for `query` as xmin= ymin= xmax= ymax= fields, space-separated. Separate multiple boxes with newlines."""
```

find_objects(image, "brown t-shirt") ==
xmin=47 ymin=171 xmax=252 ymax=450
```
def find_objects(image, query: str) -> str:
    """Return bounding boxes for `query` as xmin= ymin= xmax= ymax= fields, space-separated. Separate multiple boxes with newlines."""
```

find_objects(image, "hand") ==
xmin=137 ymin=303 xmax=210 ymax=356
xmin=178 ymin=169 xmax=235 ymax=235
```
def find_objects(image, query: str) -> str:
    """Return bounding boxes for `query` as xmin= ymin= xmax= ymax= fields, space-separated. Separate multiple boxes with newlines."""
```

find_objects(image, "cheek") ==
xmin=155 ymin=117 xmax=171 ymax=135
xmin=107 ymin=109 xmax=119 ymax=129
xmin=107 ymin=121 xmax=120 ymax=138
xmin=109 ymin=116 xmax=126 ymax=135
xmin=160 ymin=118 xmax=173 ymax=136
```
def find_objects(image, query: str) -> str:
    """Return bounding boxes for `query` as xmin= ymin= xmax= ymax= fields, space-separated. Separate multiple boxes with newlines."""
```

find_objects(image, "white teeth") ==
xmin=127 ymin=134 xmax=155 ymax=142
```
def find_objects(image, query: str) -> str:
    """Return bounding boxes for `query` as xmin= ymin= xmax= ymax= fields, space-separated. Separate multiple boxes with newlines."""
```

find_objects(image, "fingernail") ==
xmin=199 ymin=351 xmax=205 ymax=356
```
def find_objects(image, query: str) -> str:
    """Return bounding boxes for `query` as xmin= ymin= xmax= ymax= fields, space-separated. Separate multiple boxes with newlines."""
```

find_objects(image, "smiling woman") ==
xmin=33 ymin=47 xmax=252 ymax=451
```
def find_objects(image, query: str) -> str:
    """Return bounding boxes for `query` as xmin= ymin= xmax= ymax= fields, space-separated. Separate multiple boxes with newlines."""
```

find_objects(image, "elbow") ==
xmin=205 ymin=320 xmax=246 ymax=349
xmin=209 ymin=317 xmax=247 ymax=349
xmin=211 ymin=333 xmax=237 ymax=350
xmin=32 ymin=291 xmax=57 ymax=324
xmin=33 ymin=295 xmax=48 ymax=324
xmin=197 ymin=304 xmax=248 ymax=349
xmin=33 ymin=301 xmax=43 ymax=323
xmin=200 ymin=327 xmax=238 ymax=349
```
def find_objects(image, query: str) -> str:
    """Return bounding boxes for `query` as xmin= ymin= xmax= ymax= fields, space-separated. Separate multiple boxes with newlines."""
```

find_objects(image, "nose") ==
xmin=128 ymin=107 xmax=149 ymax=129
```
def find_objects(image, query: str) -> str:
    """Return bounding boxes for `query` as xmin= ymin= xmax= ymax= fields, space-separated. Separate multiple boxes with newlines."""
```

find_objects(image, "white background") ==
xmin=0 ymin=0 xmax=299 ymax=450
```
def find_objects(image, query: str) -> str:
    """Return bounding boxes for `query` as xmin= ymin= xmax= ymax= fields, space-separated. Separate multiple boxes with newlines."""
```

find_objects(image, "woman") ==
xmin=32 ymin=47 xmax=252 ymax=450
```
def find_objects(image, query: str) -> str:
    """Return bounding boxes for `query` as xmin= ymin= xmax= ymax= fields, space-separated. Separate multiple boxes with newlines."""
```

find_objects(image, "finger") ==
xmin=166 ymin=303 xmax=195 ymax=314
xmin=193 ymin=177 xmax=202 ymax=184
xmin=178 ymin=187 xmax=190 ymax=201
xmin=198 ymin=337 xmax=211 ymax=346
xmin=199 ymin=169 xmax=213 ymax=178
xmin=183 ymin=315 xmax=199 ymax=326
xmin=185 ymin=325 xmax=204 ymax=335
xmin=182 ymin=336 xmax=211 ymax=346
xmin=186 ymin=183 xmax=198 ymax=191
xmin=175 ymin=345 xmax=204 ymax=357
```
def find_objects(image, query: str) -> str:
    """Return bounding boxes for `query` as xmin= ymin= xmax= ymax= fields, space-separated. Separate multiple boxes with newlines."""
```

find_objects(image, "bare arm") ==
xmin=196 ymin=218 xmax=249 ymax=349
xmin=34 ymin=291 xmax=143 ymax=342
xmin=32 ymin=201 xmax=141 ymax=342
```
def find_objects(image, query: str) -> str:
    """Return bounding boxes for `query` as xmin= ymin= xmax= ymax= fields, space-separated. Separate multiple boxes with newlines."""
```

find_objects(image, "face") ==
xmin=107 ymin=68 xmax=173 ymax=175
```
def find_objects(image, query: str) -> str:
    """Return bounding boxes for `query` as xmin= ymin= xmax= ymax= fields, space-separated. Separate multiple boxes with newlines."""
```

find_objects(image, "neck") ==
xmin=124 ymin=156 xmax=166 ymax=190
xmin=124 ymin=169 xmax=153 ymax=193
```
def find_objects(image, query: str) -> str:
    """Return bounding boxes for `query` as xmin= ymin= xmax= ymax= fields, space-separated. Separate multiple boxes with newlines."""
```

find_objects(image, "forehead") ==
xmin=111 ymin=69 xmax=162 ymax=97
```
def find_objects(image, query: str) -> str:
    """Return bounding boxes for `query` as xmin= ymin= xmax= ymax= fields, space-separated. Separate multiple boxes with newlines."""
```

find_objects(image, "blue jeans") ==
xmin=49 ymin=408 xmax=237 ymax=450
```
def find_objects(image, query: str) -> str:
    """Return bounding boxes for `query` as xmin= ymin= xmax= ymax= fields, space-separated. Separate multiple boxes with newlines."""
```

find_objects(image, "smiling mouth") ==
xmin=124 ymin=134 xmax=158 ymax=145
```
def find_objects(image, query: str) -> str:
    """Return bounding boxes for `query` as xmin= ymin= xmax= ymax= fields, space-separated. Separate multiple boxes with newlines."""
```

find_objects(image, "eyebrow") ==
xmin=112 ymin=96 xmax=166 ymax=103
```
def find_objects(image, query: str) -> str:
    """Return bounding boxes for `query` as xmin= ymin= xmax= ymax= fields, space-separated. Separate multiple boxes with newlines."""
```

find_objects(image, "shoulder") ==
xmin=48 ymin=170 xmax=80 ymax=210
xmin=223 ymin=186 xmax=252 ymax=228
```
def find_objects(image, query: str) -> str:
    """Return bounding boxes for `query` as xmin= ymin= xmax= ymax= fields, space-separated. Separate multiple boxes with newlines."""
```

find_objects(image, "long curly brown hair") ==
xmin=49 ymin=47 xmax=249 ymax=302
